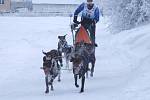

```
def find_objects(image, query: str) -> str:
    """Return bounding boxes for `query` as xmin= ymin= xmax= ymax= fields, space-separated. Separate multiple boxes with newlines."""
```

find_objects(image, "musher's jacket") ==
xmin=74 ymin=2 xmax=100 ymax=24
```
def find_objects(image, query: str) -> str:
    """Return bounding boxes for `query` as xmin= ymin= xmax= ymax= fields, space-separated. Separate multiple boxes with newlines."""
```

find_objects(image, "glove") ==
xmin=71 ymin=23 xmax=78 ymax=31
xmin=73 ymin=16 xmax=80 ymax=24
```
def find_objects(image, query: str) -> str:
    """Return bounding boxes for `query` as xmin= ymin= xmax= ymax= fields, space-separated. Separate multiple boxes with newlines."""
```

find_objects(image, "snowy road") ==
xmin=0 ymin=17 xmax=150 ymax=100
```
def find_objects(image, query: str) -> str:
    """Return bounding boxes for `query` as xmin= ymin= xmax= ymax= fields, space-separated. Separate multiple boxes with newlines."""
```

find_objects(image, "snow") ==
xmin=0 ymin=16 xmax=150 ymax=100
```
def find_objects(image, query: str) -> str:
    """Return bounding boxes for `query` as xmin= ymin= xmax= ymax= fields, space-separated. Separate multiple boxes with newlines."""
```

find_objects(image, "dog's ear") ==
xmin=64 ymin=34 xmax=67 ymax=37
xmin=58 ymin=36 xmax=61 ymax=39
xmin=42 ymin=50 xmax=47 ymax=56
xmin=94 ymin=43 xmax=98 ymax=47
xmin=62 ymin=36 xmax=65 ymax=39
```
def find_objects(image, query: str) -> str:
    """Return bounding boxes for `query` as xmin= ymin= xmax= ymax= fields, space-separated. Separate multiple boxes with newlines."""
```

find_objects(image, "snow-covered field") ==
xmin=0 ymin=16 xmax=150 ymax=100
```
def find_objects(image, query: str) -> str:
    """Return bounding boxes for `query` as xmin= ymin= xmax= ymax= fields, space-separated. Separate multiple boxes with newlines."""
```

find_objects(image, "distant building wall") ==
xmin=0 ymin=0 xmax=11 ymax=12
xmin=32 ymin=4 xmax=78 ymax=15
xmin=11 ymin=0 xmax=33 ymax=12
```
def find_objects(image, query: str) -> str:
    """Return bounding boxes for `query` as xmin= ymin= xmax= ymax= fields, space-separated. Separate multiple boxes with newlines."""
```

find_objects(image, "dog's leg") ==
xmin=45 ymin=76 xmax=49 ymax=93
xmin=86 ymin=71 xmax=89 ymax=78
xmin=58 ymin=67 xmax=61 ymax=82
xmin=66 ymin=58 xmax=69 ymax=69
xmin=80 ymin=75 xmax=85 ymax=93
xmin=64 ymin=53 xmax=69 ymax=69
xmin=86 ymin=63 xmax=89 ymax=78
xmin=50 ymin=83 xmax=54 ymax=91
xmin=50 ymin=79 xmax=54 ymax=91
xmin=58 ymin=51 xmax=63 ymax=67
xmin=74 ymin=74 xmax=79 ymax=88
xmin=90 ymin=59 xmax=95 ymax=77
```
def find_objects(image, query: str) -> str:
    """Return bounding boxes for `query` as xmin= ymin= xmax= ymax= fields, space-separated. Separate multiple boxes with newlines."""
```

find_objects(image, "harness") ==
xmin=58 ymin=40 xmax=68 ymax=52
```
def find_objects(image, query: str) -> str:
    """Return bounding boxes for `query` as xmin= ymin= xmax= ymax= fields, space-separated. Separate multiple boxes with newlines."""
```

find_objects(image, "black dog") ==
xmin=84 ymin=43 xmax=96 ymax=77
xmin=70 ymin=42 xmax=89 ymax=93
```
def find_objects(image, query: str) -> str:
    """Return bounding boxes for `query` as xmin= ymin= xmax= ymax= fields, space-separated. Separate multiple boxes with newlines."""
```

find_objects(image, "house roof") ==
xmin=32 ymin=0 xmax=85 ymax=4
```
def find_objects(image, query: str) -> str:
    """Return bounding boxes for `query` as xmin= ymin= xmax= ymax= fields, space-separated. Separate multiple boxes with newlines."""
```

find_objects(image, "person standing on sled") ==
xmin=73 ymin=0 xmax=100 ymax=46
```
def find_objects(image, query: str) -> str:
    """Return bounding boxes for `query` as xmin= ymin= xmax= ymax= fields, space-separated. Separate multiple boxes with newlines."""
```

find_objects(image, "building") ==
xmin=31 ymin=0 xmax=82 ymax=16
xmin=0 ymin=0 xmax=11 ymax=12
xmin=11 ymin=0 xmax=33 ymax=12
xmin=0 ymin=0 xmax=101 ymax=16
xmin=32 ymin=0 xmax=100 ymax=16
xmin=0 ymin=0 xmax=32 ymax=13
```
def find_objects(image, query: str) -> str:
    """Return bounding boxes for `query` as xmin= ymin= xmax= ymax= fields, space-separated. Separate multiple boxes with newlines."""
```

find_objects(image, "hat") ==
xmin=87 ymin=0 xmax=93 ymax=2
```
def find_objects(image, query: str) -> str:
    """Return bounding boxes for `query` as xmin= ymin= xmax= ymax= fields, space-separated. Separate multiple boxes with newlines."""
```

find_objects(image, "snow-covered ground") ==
xmin=0 ymin=16 xmax=150 ymax=100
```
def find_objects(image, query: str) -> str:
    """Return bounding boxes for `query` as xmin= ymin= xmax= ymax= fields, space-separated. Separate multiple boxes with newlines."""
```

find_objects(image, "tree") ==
xmin=101 ymin=0 xmax=150 ymax=33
